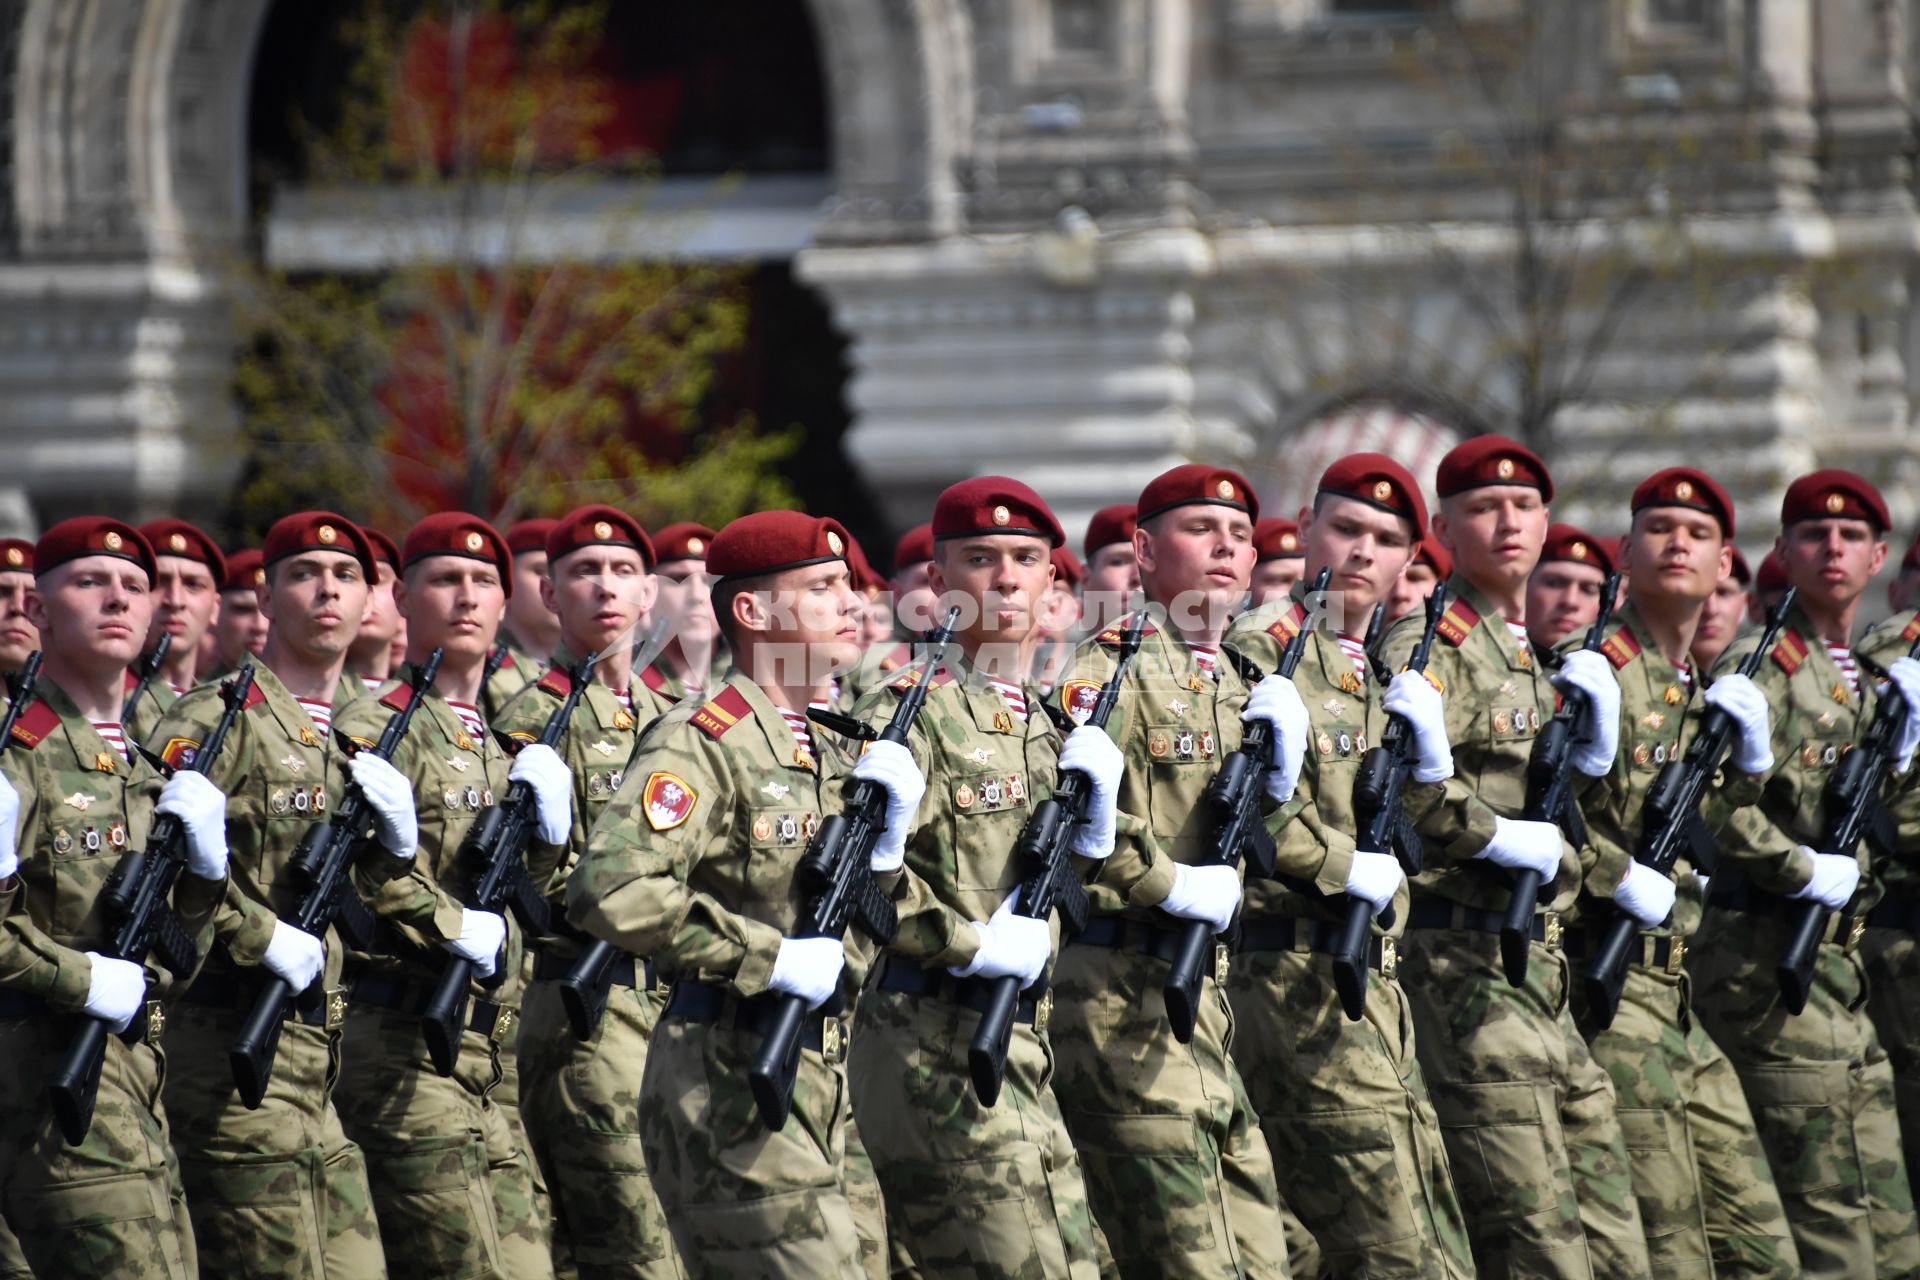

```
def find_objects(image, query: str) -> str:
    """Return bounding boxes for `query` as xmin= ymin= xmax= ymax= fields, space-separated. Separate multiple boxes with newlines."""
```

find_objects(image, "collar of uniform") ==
xmin=1136 ymin=614 xmax=1233 ymax=691
xmin=35 ymin=678 xmax=154 ymax=781
xmin=331 ymin=670 xmax=364 ymax=713
xmin=548 ymin=643 xmax=620 ymax=732
xmin=1449 ymin=577 xmax=1533 ymax=673
xmin=729 ymin=671 xmax=822 ymax=773
xmin=246 ymin=662 xmax=334 ymax=758
xmin=1782 ymin=598 xmax=1874 ymax=715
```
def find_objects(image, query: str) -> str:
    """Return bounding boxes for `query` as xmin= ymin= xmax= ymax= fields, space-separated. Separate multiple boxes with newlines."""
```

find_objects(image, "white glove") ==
xmin=1612 ymin=862 xmax=1677 ymax=928
xmin=262 ymin=921 xmax=326 ymax=991
xmin=949 ymin=890 xmax=1051 ymax=986
xmin=348 ymin=754 xmax=417 ymax=859
xmin=1475 ymin=816 xmax=1563 ymax=881
xmin=851 ymin=741 xmax=925 ymax=874
xmin=1160 ymin=863 xmax=1243 ymax=935
xmin=1243 ymin=674 xmax=1310 ymax=802
xmin=768 ymin=935 xmax=845 ymax=1009
xmin=1692 ymin=873 xmax=1711 ymax=902
xmin=0 ymin=770 xmax=19 ymax=881
xmin=444 ymin=908 xmax=506 ymax=979
xmin=1554 ymin=651 xmax=1621 ymax=777
xmin=1884 ymin=657 xmax=1920 ymax=774
xmin=1059 ymin=727 xmax=1123 ymax=858
xmin=508 ymin=743 xmax=572 ymax=845
xmin=156 ymin=771 xmax=229 ymax=880
xmin=1344 ymin=848 xmax=1404 ymax=916
xmin=83 ymin=952 xmax=147 ymax=1033
xmin=1704 ymin=674 xmax=1774 ymax=774
xmin=1791 ymin=849 xmax=1861 ymax=911
xmin=1382 ymin=671 xmax=1454 ymax=783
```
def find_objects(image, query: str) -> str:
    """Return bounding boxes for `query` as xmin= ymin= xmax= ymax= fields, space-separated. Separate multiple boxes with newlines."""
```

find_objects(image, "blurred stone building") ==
xmin=0 ymin=0 xmax=1916 ymax=562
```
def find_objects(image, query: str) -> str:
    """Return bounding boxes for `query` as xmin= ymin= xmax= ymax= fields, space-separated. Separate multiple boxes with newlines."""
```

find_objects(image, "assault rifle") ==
xmin=121 ymin=634 xmax=170 ymax=729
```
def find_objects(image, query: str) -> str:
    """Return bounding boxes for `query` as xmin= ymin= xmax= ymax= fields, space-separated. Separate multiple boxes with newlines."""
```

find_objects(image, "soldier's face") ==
xmin=27 ymin=556 xmax=155 ymax=671
xmin=1890 ymin=567 xmax=1920 ymax=615
xmin=506 ymin=550 xmax=560 ymax=649
xmin=1778 ymin=518 xmax=1887 ymax=614
xmin=1081 ymin=544 xmax=1139 ymax=632
xmin=396 ymin=557 xmax=506 ymax=663
xmin=217 ymin=586 xmax=271 ymax=665
xmin=892 ymin=561 xmax=937 ymax=634
xmin=1525 ymin=561 xmax=1605 ymax=650
xmin=1693 ymin=572 xmax=1748 ymax=671
xmin=1384 ymin=560 xmax=1440 ymax=625
xmin=1301 ymin=495 xmax=1415 ymax=618
xmin=541 ymin=545 xmax=654 ymax=657
xmin=1435 ymin=487 xmax=1548 ymax=588
xmin=929 ymin=535 xmax=1054 ymax=652
xmin=859 ymin=593 xmax=893 ymax=645
xmin=1135 ymin=507 xmax=1255 ymax=626
xmin=0 ymin=571 xmax=39 ymax=671
xmin=1247 ymin=559 xmax=1302 ymax=609
xmin=1626 ymin=508 xmax=1728 ymax=606
xmin=149 ymin=554 xmax=220 ymax=653
xmin=265 ymin=551 xmax=370 ymax=662
xmin=736 ymin=562 xmax=862 ymax=682
xmin=654 ymin=559 xmax=719 ymax=651
xmin=356 ymin=562 xmax=402 ymax=647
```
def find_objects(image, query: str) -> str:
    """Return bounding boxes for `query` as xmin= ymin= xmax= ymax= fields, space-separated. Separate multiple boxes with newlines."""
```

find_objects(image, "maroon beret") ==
xmin=363 ymin=529 xmax=401 ymax=573
xmin=547 ymin=504 xmax=655 ymax=570
xmin=139 ymin=519 xmax=227 ymax=585
xmin=35 ymin=517 xmax=156 ymax=582
xmin=845 ymin=536 xmax=887 ymax=598
xmin=1252 ymin=519 xmax=1303 ymax=563
xmin=263 ymin=511 xmax=375 ymax=578
xmin=1435 ymin=434 xmax=1553 ymax=502
xmin=1136 ymin=464 xmax=1259 ymax=525
xmin=1539 ymin=523 xmax=1616 ymax=576
xmin=1317 ymin=453 xmax=1429 ymax=540
xmin=1755 ymin=550 xmax=1788 ymax=594
xmin=892 ymin=524 xmax=934 ymax=574
xmin=1781 ymin=468 xmax=1890 ymax=532
xmin=1414 ymin=540 xmax=1452 ymax=579
xmin=708 ymin=511 xmax=851 ymax=584
xmin=653 ymin=522 xmax=716 ymax=565
xmin=0 ymin=537 xmax=32 ymax=574
xmin=1051 ymin=546 xmax=1084 ymax=591
xmin=1631 ymin=467 xmax=1735 ymax=538
xmin=221 ymin=548 xmax=265 ymax=593
xmin=403 ymin=513 xmax=514 ymax=597
xmin=505 ymin=518 xmax=559 ymax=557
xmin=932 ymin=476 xmax=1065 ymax=547
xmin=1083 ymin=504 xmax=1138 ymax=560
xmin=1727 ymin=546 xmax=1751 ymax=587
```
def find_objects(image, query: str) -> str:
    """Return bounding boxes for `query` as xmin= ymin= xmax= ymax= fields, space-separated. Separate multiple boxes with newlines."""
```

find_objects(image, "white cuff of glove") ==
xmin=1884 ymin=657 xmax=1920 ymax=774
xmin=1704 ymin=674 xmax=1775 ymax=775
xmin=1382 ymin=672 xmax=1454 ymax=783
xmin=949 ymin=891 xmax=1050 ymax=985
xmin=262 ymin=921 xmax=327 ymax=991
xmin=1343 ymin=848 xmax=1404 ymax=916
xmin=1243 ymin=674 xmax=1309 ymax=802
xmin=1160 ymin=863 xmax=1242 ymax=935
xmin=1612 ymin=862 xmax=1677 ymax=929
xmin=769 ymin=935 xmax=845 ymax=1009
xmin=1791 ymin=849 xmax=1861 ymax=911
xmin=347 ymin=754 xmax=418 ymax=859
xmin=82 ymin=952 xmax=146 ymax=1033
xmin=156 ymin=770 xmax=230 ymax=880
xmin=1060 ymin=728 xmax=1123 ymax=858
xmin=447 ymin=909 xmax=506 ymax=979
xmin=507 ymin=743 xmax=573 ymax=845
xmin=1476 ymin=815 xmax=1564 ymax=880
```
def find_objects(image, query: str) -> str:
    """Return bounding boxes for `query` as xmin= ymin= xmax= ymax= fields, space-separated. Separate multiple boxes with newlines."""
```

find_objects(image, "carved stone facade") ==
xmin=2 ymin=0 xmax=1918 ymax=563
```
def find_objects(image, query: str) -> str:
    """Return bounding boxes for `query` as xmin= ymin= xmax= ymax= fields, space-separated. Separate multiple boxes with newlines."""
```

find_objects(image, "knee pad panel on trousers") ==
xmin=1429 ymin=1079 xmax=1561 ymax=1228
xmin=363 ymin=1133 xmax=501 ymax=1280
xmin=885 ymin=1152 xmax=1073 ymax=1277
xmin=181 ymin=1148 xmax=324 ymax=1279
xmin=1268 ymin=1106 xmax=1421 ymax=1249
xmin=1739 ymin=1062 xmax=1863 ymax=1208
xmin=13 ymin=1170 xmax=184 ymax=1280
xmin=1059 ymin=1110 xmax=1216 ymax=1261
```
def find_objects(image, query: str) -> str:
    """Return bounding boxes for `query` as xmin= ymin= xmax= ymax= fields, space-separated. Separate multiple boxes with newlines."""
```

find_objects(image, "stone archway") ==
xmin=1249 ymin=397 xmax=1462 ymax=522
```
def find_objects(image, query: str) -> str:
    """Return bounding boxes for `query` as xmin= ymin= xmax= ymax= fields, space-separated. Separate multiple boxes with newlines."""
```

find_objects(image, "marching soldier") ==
xmin=1889 ymin=532 xmax=1920 ymax=614
xmin=1080 ymin=503 xmax=1139 ymax=634
xmin=1030 ymin=543 xmax=1084 ymax=694
xmin=1749 ymin=551 xmax=1787 ymax=626
xmin=1691 ymin=469 xmax=1920 ymax=1277
xmin=127 ymin=519 xmax=227 ymax=742
xmin=348 ymin=528 xmax=405 ymax=695
xmin=332 ymin=513 xmax=567 ymax=1280
xmin=1526 ymin=522 xmax=1615 ymax=653
xmin=209 ymin=548 xmax=270 ymax=680
xmin=1224 ymin=455 xmax=1476 ymax=1280
xmin=890 ymin=522 xmax=936 ymax=635
xmin=641 ymin=522 xmax=723 ymax=705
xmin=486 ymin=518 xmax=558 ymax=720
xmin=1384 ymin=539 xmax=1449 ymax=627
xmin=1378 ymin=435 xmax=1651 ymax=1277
xmin=1246 ymin=516 xmax=1306 ymax=608
xmin=1691 ymin=546 xmax=1751 ymax=679
xmin=144 ymin=511 xmax=388 ymax=1278
xmin=1558 ymin=470 xmax=1800 ymax=1277
xmin=0 ymin=518 xmax=229 ymax=1279
xmin=1047 ymin=464 xmax=1291 ymax=1277
xmin=831 ymin=477 xmax=1105 ymax=1277
xmin=568 ymin=511 xmax=920 ymax=1275
xmin=0 ymin=537 xmax=37 ymax=676
xmin=499 ymin=505 xmax=685 ymax=1280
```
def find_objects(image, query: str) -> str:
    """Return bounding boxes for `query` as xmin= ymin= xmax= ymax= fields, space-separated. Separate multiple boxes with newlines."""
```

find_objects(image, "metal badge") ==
xmin=482 ymin=788 xmax=494 ymax=807
xmin=1148 ymin=731 xmax=1170 ymax=758
xmin=1832 ymin=683 xmax=1851 ymax=706
xmin=608 ymin=772 xmax=623 ymax=792
xmin=53 ymin=831 xmax=72 ymax=854
xmin=777 ymin=815 xmax=798 ymax=843
xmin=1322 ymin=699 xmax=1344 ymax=717
xmin=1633 ymin=744 xmax=1651 ymax=766
xmin=1338 ymin=672 xmax=1362 ymax=695
xmin=63 ymin=791 xmax=92 ymax=812
xmin=993 ymin=710 xmax=1014 ymax=733
xmin=1494 ymin=711 xmax=1511 ymax=734
xmin=446 ymin=756 xmax=471 ymax=773
xmin=1175 ymin=730 xmax=1195 ymax=759
xmin=293 ymin=789 xmax=310 ymax=813
xmin=326 ymin=988 xmax=348 ymax=1031
xmin=313 ymin=789 xmax=326 ymax=814
xmin=93 ymin=753 xmax=115 ymax=774
xmin=956 ymin=783 xmax=975 ymax=809
xmin=587 ymin=773 xmax=606 ymax=798
xmin=270 ymin=789 xmax=289 ymax=815
xmin=143 ymin=1000 xmax=166 ymax=1045
xmin=1199 ymin=730 xmax=1215 ymax=760
xmin=1499 ymin=680 xmax=1517 ymax=698
xmin=1666 ymin=937 xmax=1687 ymax=975
xmin=1664 ymin=686 xmax=1684 ymax=706
xmin=613 ymin=709 xmax=636 ymax=731
xmin=1529 ymin=709 xmax=1541 ymax=732
xmin=1337 ymin=732 xmax=1354 ymax=757
xmin=83 ymin=827 xmax=101 ymax=852
xmin=1642 ymin=712 xmax=1666 ymax=731
xmin=1214 ymin=942 xmax=1231 ymax=985
xmin=1822 ymin=745 xmax=1838 ymax=766
xmin=1355 ymin=732 xmax=1368 ymax=754
xmin=794 ymin=749 xmax=815 ymax=771
xmin=1167 ymin=699 xmax=1189 ymax=717
xmin=801 ymin=813 xmax=818 ymax=840
xmin=1008 ymin=774 xmax=1026 ymax=804
xmin=1380 ymin=935 xmax=1398 ymax=980
xmin=1317 ymin=731 xmax=1334 ymax=756
xmin=1847 ymin=916 xmax=1866 ymax=952
xmin=445 ymin=788 xmax=462 ymax=810
xmin=299 ymin=726 xmax=319 ymax=747
xmin=591 ymin=740 xmax=617 ymax=758
xmin=967 ymin=747 xmax=992 ymax=765
xmin=280 ymin=753 xmax=306 ymax=774
xmin=753 ymin=815 xmax=773 ymax=841
xmin=107 ymin=822 xmax=126 ymax=848
xmin=455 ymin=733 xmax=475 ymax=752
xmin=1034 ymin=988 xmax=1053 ymax=1034
xmin=982 ymin=777 xmax=1002 ymax=806
xmin=1653 ymin=744 xmax=1667 ymax=765
xmin=1543 ymin=912 xmax=1563 ymax=949
xmin=465 ymin=786 xmax=481 ymax=811
xmin=823 ymin=1016 xmax=846 ymax=1065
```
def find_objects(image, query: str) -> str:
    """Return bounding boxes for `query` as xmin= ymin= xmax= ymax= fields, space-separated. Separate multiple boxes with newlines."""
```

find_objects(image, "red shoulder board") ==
xmin=1097 ymin=618 xmax=1158 ymax=647
xmin=1903 ymin=614 xmax=1920 ymax=645
xmin=537 ymin=668 xmax=572 ymax=699
xmin=888 ymin=666 xmax=954 ymax=694
xmin=690 ymin=686 xmax=753 ymax=740
xmin=7 ymin=698 xmax=59 ymax=749
xmin=1435 ymin=599 xmax=1481 ymax=647
xmin=379 ymin=685 xmax=411 ymax=713
xmin=1265 ymin=602 xmax=1309 ymax=645
xmin=1600 ymin=626 xmax=1641 ymax=670
xmin=122 ymin=669 xmax=139 ymax=691
xmin=241 ymin=681 xmax=266 ymax=711
xmin=637 ymin=664 xmax=675 ymax=700
xmin=1770 ymin=629 xmax=1810 ymax=677
xmin=877 ymin=644 xmax=908 ymax=673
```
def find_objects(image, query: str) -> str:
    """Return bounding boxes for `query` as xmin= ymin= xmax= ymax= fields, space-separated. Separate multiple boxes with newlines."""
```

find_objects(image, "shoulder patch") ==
xmin=158 ymin=736 xmax=203 ymax=770
xmin=378 ymin=685 xmax=411 ymax=714
xmin=1600 ymin=626 xmax=1641 ymax=670
xmin=1903 ymin=614 xmax=1920 ymax=645
xmin=1059 ymin=678 xmax=1102 ymax=725
xmin=690 ymin=686 xmax=753 ymax=740
xmin=347 ymin=735 xmax=378 ymax=752
xmin=1435 ymin=599 xmax=1481 ymax=647
xmin=640 ymin=771 xmax=697 ymax=831
xmin=1097 ymin=618 xmax=1158 ymax=647
xmin=507 ymin=730 xmax=538 ymax=746
xmin=888 ymin=666 xmax=954 ymax=694
xmin=1265 ymin=602 xmax=1309 ymax=646
xmin=7 ymin=698 xmax=58 ymax=750
xmin=536 ymin=667 xmax=572 ymax=699
xmin=1770 ymin=629 xmax=1810 ymax=677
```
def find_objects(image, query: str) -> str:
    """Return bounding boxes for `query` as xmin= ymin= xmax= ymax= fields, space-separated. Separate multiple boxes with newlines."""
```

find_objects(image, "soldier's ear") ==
xmin=1430 ymin=510 xmax=1454 ymax=552
xmin=1131 ymin=523 xmax=1155 ymax=575
xmin=1715 ymin=541 xmax=1731 ymax=581
xmin=538 ymin=573 xmax=558 ymax=615
xmin=21 ymin=588 xmax=46 ymax=633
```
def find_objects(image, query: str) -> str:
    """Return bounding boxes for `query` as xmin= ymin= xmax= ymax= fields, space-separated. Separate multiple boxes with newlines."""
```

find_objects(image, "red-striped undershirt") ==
xmin=1335 ymin=633 xmax=1370 ymax=682
xmin=1187 ymin=644 xmax=1218 ymax=679
xmin=448 ymin=700 xmax=485 ymax=742
xmin=785 ymin=706 xmax=817 ymax=755
xmin=168 ymin=682 xmax=188 ymax=697
xmin=1504 ymin=618 xmax=1532 ymax=659
xmin=91 ymin=722 xmax=128 ymax=762
xmin=362 ymin=676 xmax=383 ymax=694
xmin=294 ymin=696 xmax=334 ymax=738
xmin=987 ymin=678 xmax=1028 ymax=720
xmin=1676 ymin=663 xmax=1693 ymax=689
xmin=610 ymin=688 xmax=633 ymax=713
xmin=1827 ymin=643 xmax=1860 ymax=697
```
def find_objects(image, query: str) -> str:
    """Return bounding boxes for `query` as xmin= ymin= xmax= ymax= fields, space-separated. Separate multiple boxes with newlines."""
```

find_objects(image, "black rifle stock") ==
xmin=1504 ymin=574 xmax=1621 ymax=986
xmin=421 ymin=652 xmax=596 ymax=1076
xmin=50 ymin=663 xmax=254 ymax=1145
xmin=1162 ymin=568 xmax=1335 ymax=1043
xmin=2 ymin=651 xmax=43 ymax=746
xmin=121 ymin=633 xmax=170 ymax=729
xmin=228 ymin=649 xmax=444 ymax=1107
xmin=746 ymin=608 xmax=960 ymax=1131
xmin=1776 ymin=627 xmax=1920 ymax=1014
xmin=1580 ymin=591 xmax=1796 ymax=1028
xmin=967 ymin=611 xmax=1148 ymax=1105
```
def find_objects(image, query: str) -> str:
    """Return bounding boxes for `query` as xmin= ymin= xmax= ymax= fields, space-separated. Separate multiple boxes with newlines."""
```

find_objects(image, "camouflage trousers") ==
xmin=1049 ymin=936 xmax=1291 ymax=1279
xmin=638 ymin=1011 xmax=866 ymax=1278
xmin=842 ymin=1098 xmax=892 ymax=1280
xmin=1864 ymin=921 xmax=1920 ymax=1214
xmin=518 ymin=975 xmax=684 ymax=1280
xmin=333 ymin=1003 xmax=556 ymax=1280
xmin=0 ymin=1019 xmax=196 ymax=1280
xmin=1226 ymin=944 xmax=1477 ymax=1279
xmin=0 ymin=1219 xmax=25 ymax=1280
xmin=1398 ymin=925 xmax=1651 ymax=1279
xmin=1691 ymin=910 xmax=1920 ymax=1279
xmin=847 ymin=983 xmax=1104 ymax=1278
xmin=1572 ymin=956 xmax=1799 ymax=1279
xmin=162 ymin=999 xmax=387 ymax=1278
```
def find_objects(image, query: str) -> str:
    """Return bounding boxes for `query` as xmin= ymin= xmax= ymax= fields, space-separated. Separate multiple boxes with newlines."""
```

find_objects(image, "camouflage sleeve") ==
xmin=1379 ymin=615 xmax=1498 ymax=863
xmin=338 ymin=702 xmax=466 ymax=946
xmin=0 ymin=753 xmax=92 ymax=1007
xmin=1267 ymin=772 xmax=1358 ymax=897
xmin=567 ymin=727 xmax=788 ymax=997
xmin=1062 ymin=641 xmax=1183 ymax=909
xmin=1705 ymin=645 xmax=1816 ymax=894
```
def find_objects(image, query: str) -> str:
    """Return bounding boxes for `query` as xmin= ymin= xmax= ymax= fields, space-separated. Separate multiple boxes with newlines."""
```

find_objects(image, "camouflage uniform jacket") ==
xmin=837 ymin=641 xmax=914 ymax=714
xmin=567 ymin=671 xmax=873 ymax=1004
xmin=1052 ymin=613 xmax=1268 ymax=919
xmin=483 ymin=643 xmax=545 ymax=724
xmin=832 ymin=650 xmax=1057 ymax=971
xmin=122 ymin=669 xmax=177 ymax=747
xmin=329 ymin=670 xmax=365 ymax=719
xmin=1378 ymin=576 xmax=1585 ymax=913
xmin=633 ymin=658 xmax=701 ymax=716
xmin=145 ymin=663 xmax=356 ymax=992
xmin=1859 ymin=608 xmax=1920 ymax=902
xmin=334 ymin=664 xmax=522 ymax=1002
xmin=0 ymin=680 xmax=223 ymax=1007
